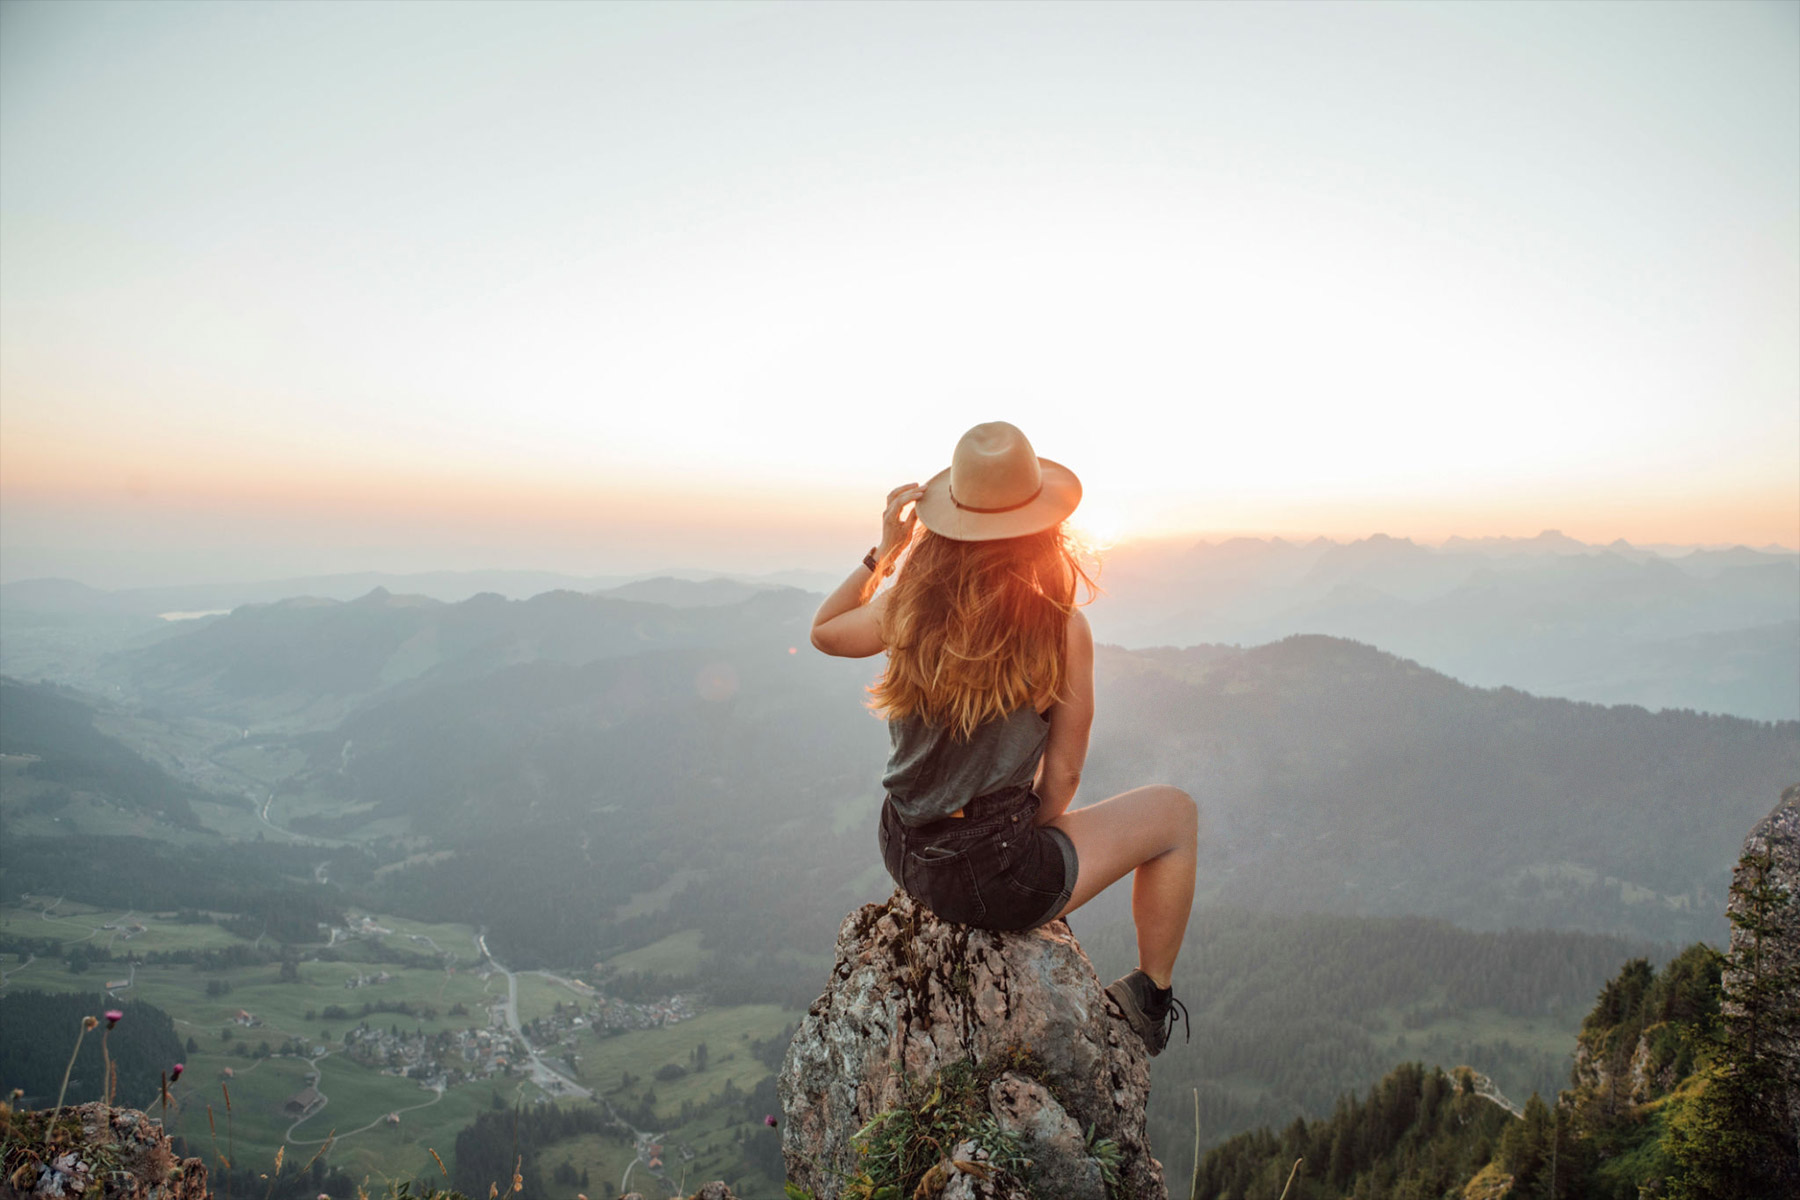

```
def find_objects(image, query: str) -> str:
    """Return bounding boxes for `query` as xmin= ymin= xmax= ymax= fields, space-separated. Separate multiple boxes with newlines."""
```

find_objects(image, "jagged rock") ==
xmin=936 ymin=1140 xmax=1028 ymax=1199
xmin=987 ymin=1073 xmax=1108 ymax=1200
xmin=1725 ymin=784 xmax=1800 ymax=1154
xmin=0 ymin=1103 xmax=207 ymax=1200
xmin=779 ymin=889 xmax=1165 ymax=1199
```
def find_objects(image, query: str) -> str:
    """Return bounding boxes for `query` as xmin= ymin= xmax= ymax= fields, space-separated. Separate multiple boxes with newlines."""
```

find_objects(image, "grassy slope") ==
xmin=1 ymin=908 xmax=793 ymax=1187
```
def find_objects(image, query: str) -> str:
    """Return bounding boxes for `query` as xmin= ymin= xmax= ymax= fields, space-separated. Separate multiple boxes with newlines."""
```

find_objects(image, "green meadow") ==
xmin=605 ymin=929 xmax=706 ymax=977
xmin=579 ymin=1005 xmax=793 ymax=1104
xmin=1 ymin=910 xmax=795 ymax=1187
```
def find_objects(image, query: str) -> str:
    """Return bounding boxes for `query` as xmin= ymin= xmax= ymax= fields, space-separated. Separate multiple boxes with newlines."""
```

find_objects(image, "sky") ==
xmin=2 ymin=1 xmax=1796 ymax=587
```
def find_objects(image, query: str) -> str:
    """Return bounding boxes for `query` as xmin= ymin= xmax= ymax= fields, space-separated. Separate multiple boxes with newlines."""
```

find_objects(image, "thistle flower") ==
xmin=170 ymin=1063 xmax=185 ymax=1081
xmin=82 ymin=1016 xmax=100 ymax=1031
xmin=764 ymin=1114 xmax=778 ymax=1127
xmin=104 ymin=1010 xmax=124 ymax=1029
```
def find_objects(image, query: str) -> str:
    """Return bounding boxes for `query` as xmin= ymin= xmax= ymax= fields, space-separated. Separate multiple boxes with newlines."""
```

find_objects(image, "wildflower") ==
xmin=104 ymin=1010 xmax=123 ymax=1029
xmin=82 ymin=1016 xmax=99 ymax=1031
xmin=170 ymin=1063 xmax=184 ymax=1081
xmin=764 ymin=1114 xmax=778 ymax=1127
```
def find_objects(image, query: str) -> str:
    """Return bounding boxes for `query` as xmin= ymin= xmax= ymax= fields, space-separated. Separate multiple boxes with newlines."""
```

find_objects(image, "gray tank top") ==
xmin=883 ymin=705 xmax=1051 ymax=826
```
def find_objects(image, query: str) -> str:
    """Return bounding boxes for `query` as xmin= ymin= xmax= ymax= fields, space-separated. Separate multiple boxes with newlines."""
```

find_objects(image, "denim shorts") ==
xmin=879 ymin=787 xmax=1079 ymax=931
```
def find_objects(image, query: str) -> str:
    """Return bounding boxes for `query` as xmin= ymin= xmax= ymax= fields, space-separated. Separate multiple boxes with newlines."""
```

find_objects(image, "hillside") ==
xmin=106 ymin=585 xmax=819 ymax=729
xmin=1086 ymin=636 xmax=1797 ymax=943
xmin=0 ymin=678 xmax=205 ymax=832
xmin=242 ymin=631 xmax=1796 ymax=963
xmin=13 ymin=591 xmax=1788 ymax=959
xmin=1192 ymin=801 xmax=1800 ymax=1200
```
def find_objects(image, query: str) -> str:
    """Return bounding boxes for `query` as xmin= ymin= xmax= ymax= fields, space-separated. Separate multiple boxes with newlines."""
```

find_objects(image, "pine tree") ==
xmin=1663 ymin=848 xmax=1799 ymax=1199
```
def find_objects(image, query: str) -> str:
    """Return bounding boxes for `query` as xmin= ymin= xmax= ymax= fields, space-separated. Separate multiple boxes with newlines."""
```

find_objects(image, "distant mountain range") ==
xmin=0 ymin=567 xmax=840 ymax=615
xmin=1089 ymin=532 xmax=1798 ymax=720
xmin=4 ymin=530 xmax=1791 ymax=719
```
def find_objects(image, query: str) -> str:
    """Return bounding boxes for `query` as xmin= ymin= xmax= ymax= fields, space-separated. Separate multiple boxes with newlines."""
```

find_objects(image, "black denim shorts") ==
xmin=879 ymin=787 xmax=1079 ymax=931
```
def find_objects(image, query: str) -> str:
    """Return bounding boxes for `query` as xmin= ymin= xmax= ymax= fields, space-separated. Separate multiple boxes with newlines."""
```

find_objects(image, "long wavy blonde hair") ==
xmin=871 ymin=524 xmax=1095 ymax=739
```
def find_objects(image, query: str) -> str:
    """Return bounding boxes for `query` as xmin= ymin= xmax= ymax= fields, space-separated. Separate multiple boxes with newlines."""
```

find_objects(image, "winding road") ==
xmin=474 ymin=932 xmax=681 ymax=1196
xmin=475 ymin=932 xmax=591 ymax=1100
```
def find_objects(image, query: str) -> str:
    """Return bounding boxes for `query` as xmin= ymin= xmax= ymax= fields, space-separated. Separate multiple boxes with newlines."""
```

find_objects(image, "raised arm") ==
xmin=810 ymin=483 xmax=924 ymax=658
xmin=1034 ymin=607 xmax=1094 ymax=823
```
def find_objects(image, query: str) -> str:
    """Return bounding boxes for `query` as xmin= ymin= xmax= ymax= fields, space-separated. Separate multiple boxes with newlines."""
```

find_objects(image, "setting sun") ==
xmin=1068 ymin=500 xmax=1135 ymax=552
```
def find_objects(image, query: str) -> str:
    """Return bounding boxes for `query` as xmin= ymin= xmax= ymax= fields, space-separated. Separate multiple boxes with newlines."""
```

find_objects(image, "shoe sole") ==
xmin=1105 ymin=978 xmax=1168 ymax=1057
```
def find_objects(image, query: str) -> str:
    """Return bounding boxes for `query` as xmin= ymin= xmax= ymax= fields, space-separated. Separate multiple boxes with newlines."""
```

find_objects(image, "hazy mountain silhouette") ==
xmin=107 ymin=586 xmax=821 ymax=725
xmin=0 ymin=568 xmax=837 ymax=616
xmin=1090 ymin=534 xmax=1799 ymax=719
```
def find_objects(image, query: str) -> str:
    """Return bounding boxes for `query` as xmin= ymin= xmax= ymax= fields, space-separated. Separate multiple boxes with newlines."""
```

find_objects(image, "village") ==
xmin=238 ymin=928 xmax=704 ymax=1106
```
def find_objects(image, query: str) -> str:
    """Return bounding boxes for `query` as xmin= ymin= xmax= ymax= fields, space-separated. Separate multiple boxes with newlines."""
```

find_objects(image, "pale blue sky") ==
xmin=3 ymin=1 xmax=1795 ymax=584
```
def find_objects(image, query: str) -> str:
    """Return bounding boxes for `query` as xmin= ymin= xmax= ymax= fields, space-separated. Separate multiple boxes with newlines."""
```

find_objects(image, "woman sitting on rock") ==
xmin=810 ymin=421 xmax=1198 ymax=1056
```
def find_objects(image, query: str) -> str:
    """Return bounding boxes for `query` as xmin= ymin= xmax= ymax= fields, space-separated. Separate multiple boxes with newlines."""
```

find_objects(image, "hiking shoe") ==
xmin=1105 ymin=969 xmax=1190 ymax=1058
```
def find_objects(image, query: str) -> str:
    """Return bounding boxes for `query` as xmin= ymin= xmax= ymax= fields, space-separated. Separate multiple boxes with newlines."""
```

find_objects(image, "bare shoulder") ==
xmin=1066 ymin=606 xmax=1093 ymax=651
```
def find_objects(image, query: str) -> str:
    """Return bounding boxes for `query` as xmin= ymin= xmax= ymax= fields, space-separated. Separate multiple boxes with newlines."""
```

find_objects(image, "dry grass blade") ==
xmin=1276 ymin=1157 xmax=1303 ymax=1200
xmin=303 ymin=1133 xmax=337 ymax=1173
xmin=1190 ymin=1087 xmax=1201 ymax=1200
xmin=44 ymin=1018 xmax=95 ymax=1146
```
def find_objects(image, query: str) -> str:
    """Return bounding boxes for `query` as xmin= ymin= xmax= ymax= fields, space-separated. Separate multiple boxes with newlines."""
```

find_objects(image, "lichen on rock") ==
xmin=1724 ymin=783 xmax=1800 ymax=1155
xmin=0 ymin=1102 xmax=207 ymax=1200
xmin=779 ymin=889 xmax=1166 ymax=1199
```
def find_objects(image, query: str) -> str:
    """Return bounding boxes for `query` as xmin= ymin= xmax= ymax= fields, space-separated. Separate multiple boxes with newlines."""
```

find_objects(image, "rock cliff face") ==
xmin=779 ymin=889 xmax=1166 ymax=1199
xmin=1724 ymin=783 xmax=1800 ymax=1152
xmin=0 ymin=1103 xmax=208 ymax=1200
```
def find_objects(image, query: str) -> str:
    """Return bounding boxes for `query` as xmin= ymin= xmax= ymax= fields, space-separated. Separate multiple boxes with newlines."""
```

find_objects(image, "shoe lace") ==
xmin=1161 ymin=994 xmax=1191 ymax=1047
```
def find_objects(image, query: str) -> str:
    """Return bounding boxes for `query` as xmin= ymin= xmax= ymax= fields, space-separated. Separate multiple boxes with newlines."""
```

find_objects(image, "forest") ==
xmin=1193 ymin=848 xmax=1798 ymax=1200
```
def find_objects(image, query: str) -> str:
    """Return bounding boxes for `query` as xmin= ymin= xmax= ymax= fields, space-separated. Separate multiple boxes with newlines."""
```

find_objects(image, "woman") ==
xmin=810 ymin=421 xmax=1199 ymax=1057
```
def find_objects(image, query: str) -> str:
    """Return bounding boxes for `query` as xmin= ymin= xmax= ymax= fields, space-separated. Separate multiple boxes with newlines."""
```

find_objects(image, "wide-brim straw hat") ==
xmin=914 ymin=421 xmax=1082 ymax=541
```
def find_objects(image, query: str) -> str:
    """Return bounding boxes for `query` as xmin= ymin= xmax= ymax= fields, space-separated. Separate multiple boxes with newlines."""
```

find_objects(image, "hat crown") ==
xmin=949 ymin=422 xmax=1043 ymax=511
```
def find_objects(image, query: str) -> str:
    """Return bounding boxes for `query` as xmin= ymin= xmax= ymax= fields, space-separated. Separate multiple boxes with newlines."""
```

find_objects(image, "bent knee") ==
xmin=1150 ymin=785 xmax=1198 ymax=845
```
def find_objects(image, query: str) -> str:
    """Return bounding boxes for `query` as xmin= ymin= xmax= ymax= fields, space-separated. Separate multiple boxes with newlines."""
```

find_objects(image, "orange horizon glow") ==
xmin=4 ymin=454 xmax=1794 ymax=555
xmin=5 ymin=424 xmax=1796 ymax=574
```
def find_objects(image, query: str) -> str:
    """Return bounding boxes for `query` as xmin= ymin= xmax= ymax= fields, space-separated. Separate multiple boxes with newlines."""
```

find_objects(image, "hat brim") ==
xmin=914 ymin=457 xmax=1082 ymax=542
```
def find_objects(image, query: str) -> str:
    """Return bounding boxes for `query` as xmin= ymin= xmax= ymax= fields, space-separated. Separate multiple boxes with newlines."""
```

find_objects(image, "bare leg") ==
xmin=1047 ymin=785 xmax=1198 ymax=989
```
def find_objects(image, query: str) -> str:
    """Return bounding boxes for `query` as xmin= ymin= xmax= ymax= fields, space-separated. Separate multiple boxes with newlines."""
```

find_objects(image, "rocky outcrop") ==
xmin=0 ymin=1103 xmax=207 ymax=1199
xmin=1724 ymin=783 xmax=1800 ymax=1152
xmin=1571 ymin=1025 xmax=1680 ymax=1109
xmin=779 ymin=889 xmax=1165 ymax=1199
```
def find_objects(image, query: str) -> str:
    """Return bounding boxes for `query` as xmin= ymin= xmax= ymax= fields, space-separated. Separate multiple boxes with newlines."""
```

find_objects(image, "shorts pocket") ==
xmin=904 ymin=843 xmax=987 ymax=924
